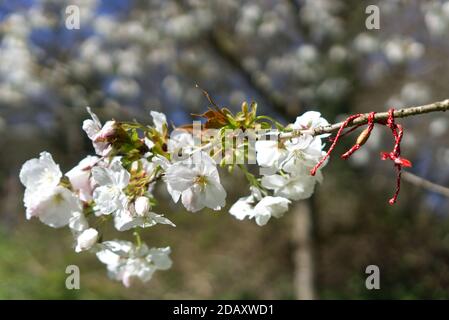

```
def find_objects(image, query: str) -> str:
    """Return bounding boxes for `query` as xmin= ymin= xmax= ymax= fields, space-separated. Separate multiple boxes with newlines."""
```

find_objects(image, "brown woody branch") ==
xmin=280 ymin=99 xmax=449 ymax=139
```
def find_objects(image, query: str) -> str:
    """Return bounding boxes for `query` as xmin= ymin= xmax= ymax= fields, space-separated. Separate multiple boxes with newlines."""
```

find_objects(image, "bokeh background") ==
xmin=1 ymin=0 xmax=449 ymax=299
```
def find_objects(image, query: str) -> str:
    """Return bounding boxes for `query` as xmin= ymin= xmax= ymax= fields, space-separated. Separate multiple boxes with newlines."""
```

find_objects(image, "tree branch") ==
xmin=402 ymin=171 xmax=449 ymax=198
xmin=280 ymin=99 xmax=449 ymax=139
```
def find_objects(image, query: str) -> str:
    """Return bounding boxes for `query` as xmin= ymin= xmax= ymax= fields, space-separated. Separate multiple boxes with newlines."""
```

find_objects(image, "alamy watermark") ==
xmin=65 ymin=264 xmax=80 ymax=290
xmin=365 ymin=265 xmax=380 ymax=290
xmin=65 ymin=5 xmax=80 ymax=30
xmin=365 ymin=5 xmax=380 ymax=30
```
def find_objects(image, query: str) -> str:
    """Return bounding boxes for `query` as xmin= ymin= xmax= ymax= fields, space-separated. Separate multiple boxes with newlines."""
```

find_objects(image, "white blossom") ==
xmin=281 ymin=135 xmax=325 ymax=173
xmin=20 ymin=152 xmax=81 ymax=227
xmin=261 ymin=170 xmax=322 ymax=201
xmin=20 ymin=151 xmax=62 ymax=197
xmin=253 ymin=196 xmax=291 ymax=226
xmin=96 ymin=241 xmax=172 ymax=287
xmin=165 ymin=153 xmax=226 ymax=212
xmin=92 ymin=159 xmax=174 ymax=231
xmin=229 ymin=186 xmax=263 ymax=221
xmin=92 ymin=158 xmax=130 ymax=216
xmin=229 ymin=187 xmax=291 ymax=226
xmin=82 ymin=107 xmax=114 ymax=156
xmin=28 ymin=186 xmax=82 ymax=228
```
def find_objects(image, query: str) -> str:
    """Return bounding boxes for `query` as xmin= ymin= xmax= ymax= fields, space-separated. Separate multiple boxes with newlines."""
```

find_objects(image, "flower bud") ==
xmin=356 ymin=127 xmax=371 ymax=146
xmin=135 ymin=196 xmax=150 ymax=216
xmin=75 ymin=228 xmax=99 ymax=253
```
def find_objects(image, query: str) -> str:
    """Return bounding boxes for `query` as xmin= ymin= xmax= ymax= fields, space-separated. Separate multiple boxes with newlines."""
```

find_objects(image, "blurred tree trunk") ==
xmin=291 ymin=200 xmax=316 ymax=300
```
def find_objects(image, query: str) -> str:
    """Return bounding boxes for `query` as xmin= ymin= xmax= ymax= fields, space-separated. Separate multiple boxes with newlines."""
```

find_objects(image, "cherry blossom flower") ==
xmin=92 ymin=159 xmax=174 ymax=231
xmin=20 ymin=151 xmax=62 ymax=199
xmin=281 ymin=135 xmax=326 ymax=173
xmin=96 ymin=240 xmax=172 ymax=287
xmin=165 ymin=153 xmax=226 ymax=212
xmin=28 ymin=186 xmax=81 ymax=228
xmin=261 ymin=170 xmax=322 ymax=201
xmin=229 ymin=186 xmax=263 ymax=217
xmin=82 ymin=107 xmax=114 ymax=156
xmin=254 ymin=196 xmax=291 ymax=226
xmin=229 ymin=187 xmax=291 ymax=226
xmin=20 ymin=152 xmax=82 ymax=227
xmin=92 ymin=158 xmax=130 ymax=216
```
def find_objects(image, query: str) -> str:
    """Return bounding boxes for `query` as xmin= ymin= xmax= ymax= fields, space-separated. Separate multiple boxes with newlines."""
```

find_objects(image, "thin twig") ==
xmin=280 ymin=99 xmax=449 ymax=139
xmin=402 ymin=171 xmax=449 ymax=198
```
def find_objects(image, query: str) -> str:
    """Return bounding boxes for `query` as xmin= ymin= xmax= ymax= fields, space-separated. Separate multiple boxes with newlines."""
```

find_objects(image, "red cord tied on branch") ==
xmin=380 ymin=109 xmax=412 ymax=205
xmin=310 ymin=109 xmax=412 ymax=205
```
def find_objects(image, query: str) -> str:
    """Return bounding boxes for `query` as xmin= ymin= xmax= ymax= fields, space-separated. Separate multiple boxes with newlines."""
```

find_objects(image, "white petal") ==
xmin=148 ymin=247 xmax=172 ymax=270
xmin=150 ymin=111 xmax=167 ymax=134
xmin=261 ymin=174 xmax=287 ymax=189
xmin=165 ymin=162 xmax=196 ymax=192
xmin=114 ymin=208 xmax=136 ymax=231
xmin=229 ymin=196 xmax=254 ymax=220
xmin=20 ymin=152 xmax=62 ymax=190
xmin=167 ymin=130 xmax=194 ymax=159
xmin=147 ymin=212 xmax=176 ymax=227
xmin=254 ymin=211 xmax=271 ymax=226
xmin=82 ymin=119 xmax=100 ymax=140
xmin=92 ymin=167 xmax=113 ymax=186
xmin=166 ymin=183 xmax=182 ymax=203
xmin=203 ymin=180 xmax=227 ymax=210
xmin=255 ymin=140 xmax=286 ymax=168
xmin=144 ymin=137 xmax=155 ymax=150
xmin=293 ymin=111 xmax=330 ymax=137
xmin=252 ymin=196 xmax=290 ymax=225
xmin=93 ymin=185 xmax=121 ymax=215
xmin=69 ymin=211 xmax=89 ymax=232
xmin=34 ymin=187 xmax=81 ymax=228
xmin=255 ymin=196 xmax=290 ymax=218
xmin=66 ymin=156 xmax=98 ymax=202
xmin=181 ymin=187 xmax=203 ymax=212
